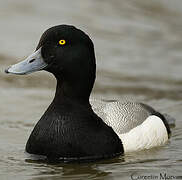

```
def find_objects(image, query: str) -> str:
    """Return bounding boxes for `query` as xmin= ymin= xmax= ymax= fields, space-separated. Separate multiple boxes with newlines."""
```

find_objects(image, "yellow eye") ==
xmin=59 ymin=39 xmax=66 ymax=45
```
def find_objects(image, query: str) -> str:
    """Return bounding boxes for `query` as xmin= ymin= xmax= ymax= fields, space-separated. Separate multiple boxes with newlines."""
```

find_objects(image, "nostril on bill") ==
xmin=29 ymin=59 xmax=35 ymax=63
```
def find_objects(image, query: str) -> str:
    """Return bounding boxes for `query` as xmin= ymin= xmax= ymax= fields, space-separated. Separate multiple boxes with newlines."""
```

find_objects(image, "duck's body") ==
xmin=6 ymin=25 xmax=171 ymax=161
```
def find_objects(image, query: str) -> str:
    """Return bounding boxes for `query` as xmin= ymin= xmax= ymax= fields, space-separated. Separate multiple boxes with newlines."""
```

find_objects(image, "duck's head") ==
xmin=5 ymin=25 xmax=96 ymax=101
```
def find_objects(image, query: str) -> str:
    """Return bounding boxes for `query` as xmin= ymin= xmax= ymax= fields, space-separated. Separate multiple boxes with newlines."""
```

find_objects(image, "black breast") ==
xmin=25 ymin=99 xmax=123 ymax=160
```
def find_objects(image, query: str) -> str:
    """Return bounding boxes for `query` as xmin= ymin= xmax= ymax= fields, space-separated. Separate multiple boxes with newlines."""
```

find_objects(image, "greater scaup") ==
xmin=5 ymin=25 xmax=171 ymax=161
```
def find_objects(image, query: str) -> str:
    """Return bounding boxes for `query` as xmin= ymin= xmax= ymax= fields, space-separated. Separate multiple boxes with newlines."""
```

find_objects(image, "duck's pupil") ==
xmin=59 ymin=40 xmax=66 ymax=45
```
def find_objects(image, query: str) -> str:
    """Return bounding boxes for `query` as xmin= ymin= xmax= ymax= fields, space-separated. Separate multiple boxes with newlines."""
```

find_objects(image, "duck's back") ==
xmin=90 ymin=99 xmax=172 ymax=134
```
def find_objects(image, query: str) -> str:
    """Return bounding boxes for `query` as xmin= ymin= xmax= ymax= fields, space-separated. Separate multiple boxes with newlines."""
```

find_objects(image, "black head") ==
xmin=6 ymin=25 xmax=96 ymax=102
xmin=37 ymin=25 xmax=96 ymax=78
xmin=38 ymin=25 xmax=96 ymax=101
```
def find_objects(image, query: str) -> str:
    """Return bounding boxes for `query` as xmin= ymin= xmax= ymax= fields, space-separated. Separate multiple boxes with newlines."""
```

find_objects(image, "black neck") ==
xmin=53 ymin=64 xmax=96 ymax=105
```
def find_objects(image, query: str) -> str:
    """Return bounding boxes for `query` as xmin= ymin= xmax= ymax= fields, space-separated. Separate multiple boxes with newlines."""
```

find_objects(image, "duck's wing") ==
xmin=139 ymin=103 xmax=175 ymax=127
xmin=90 ymin=99 xmax=174 ymax=152
xmin=90 ymin=99 xmax=150 ymax=134
xmin=90 ymin=99 xmax=174 ymax=134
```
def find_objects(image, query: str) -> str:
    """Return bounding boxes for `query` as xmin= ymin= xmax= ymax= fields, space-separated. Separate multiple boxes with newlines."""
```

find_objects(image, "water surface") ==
xmin=0 ymin=0 xmax=182 ymax=179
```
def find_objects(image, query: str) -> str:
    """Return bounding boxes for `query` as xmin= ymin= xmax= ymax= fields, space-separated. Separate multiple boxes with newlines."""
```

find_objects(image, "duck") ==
xmin=5 ymin=25 xmax=171 ymax=161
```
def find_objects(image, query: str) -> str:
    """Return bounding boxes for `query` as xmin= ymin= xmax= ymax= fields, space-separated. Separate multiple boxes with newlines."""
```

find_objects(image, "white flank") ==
xmin=118 ymin=115 xmax=168 ymax=153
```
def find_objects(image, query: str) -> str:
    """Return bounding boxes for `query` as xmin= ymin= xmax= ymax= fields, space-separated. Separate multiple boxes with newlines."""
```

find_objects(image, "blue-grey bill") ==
xmin=5 ymin=48 xmax=48 ymax=75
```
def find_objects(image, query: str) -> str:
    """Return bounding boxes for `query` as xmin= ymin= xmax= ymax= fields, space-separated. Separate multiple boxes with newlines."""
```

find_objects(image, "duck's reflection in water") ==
xmin=25 ymin=156 xmax=124 ymax=180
